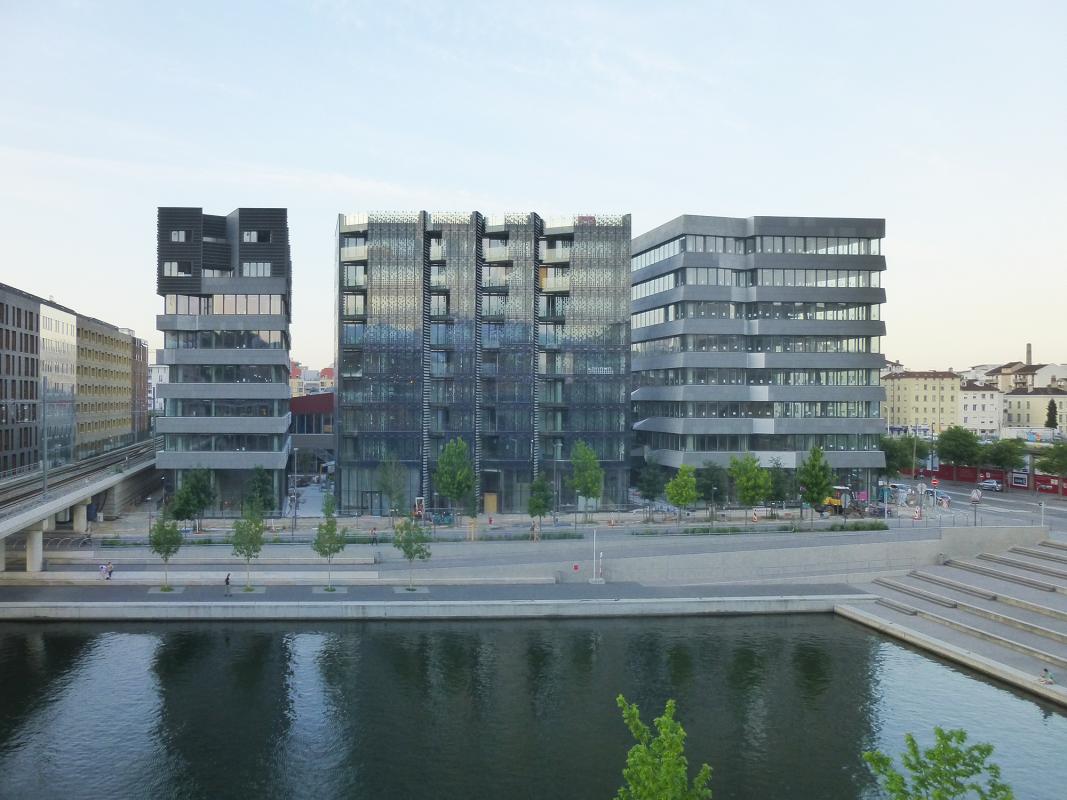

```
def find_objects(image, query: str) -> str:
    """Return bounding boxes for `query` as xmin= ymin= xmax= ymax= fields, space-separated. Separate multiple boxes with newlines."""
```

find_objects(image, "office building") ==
xmin=0 ymin=285 xmax=42 ymax=476
xmin=630 ymin=216 xmax=886 ymax=490
xmin=882 ymin=371 xmax=959 ymax=437
xmin=155 ymin=207 xmax=292 ymax=512
xmin=334 ymin=211 xmax=631 ymax=515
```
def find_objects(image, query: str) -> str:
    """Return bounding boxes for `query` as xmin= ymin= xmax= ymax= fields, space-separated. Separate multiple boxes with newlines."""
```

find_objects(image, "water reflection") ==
xmin=0 ymin=617 xmax=1062 ymax=799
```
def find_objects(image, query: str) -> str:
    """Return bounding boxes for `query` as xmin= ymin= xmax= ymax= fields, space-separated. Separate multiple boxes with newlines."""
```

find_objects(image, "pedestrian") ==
xmin=370 ymin=527 xmax=378 ymax=545
xmin=105 ymin=561 xmax=113 ymax=581
xmin=224 ymin=573 xmax=231 ymax=597
xmin=98 ymin=563 xmax=107 ymax=580
xmin=1039 ymin=668 xmax=1055 ymax=685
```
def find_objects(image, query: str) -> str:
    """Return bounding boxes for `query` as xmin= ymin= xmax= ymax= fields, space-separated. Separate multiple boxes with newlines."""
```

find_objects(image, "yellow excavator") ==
xmin=816 ymin=486 xmax=853 ymax=515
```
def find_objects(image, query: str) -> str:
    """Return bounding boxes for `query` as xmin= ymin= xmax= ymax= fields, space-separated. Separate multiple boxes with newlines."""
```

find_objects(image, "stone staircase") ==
xmin=838 ymin=539 xmax=1067 ymax=706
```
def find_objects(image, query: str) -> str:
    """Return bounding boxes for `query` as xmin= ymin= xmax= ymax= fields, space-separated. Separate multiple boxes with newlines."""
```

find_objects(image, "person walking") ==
xmin=105 ymin=561 xmax=114 ymax=581
xmin=224 ymin=573 xmax=231 ymax=597
xmin=98 ymin=563 xmax=107 ymax=580
xmin=370 ymin=527 xmax=378 ymax=545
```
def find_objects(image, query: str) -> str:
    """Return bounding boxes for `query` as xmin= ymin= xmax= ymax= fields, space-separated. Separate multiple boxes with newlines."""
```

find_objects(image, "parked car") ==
xmin=978 ymin=479 xmax=1003 ymax=492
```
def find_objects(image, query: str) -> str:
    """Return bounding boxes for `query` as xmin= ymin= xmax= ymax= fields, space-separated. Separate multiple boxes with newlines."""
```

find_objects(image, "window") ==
xmin=242 ymin=230 xmax=272 ymax=243
xmin=241 ymin=262 xmax=272 ymax=277
xmin=170 ymin=230 xmax=187 ymax=243
xmin=430 ymin=294 xmax=449 ymax=316
xmin=162 ymin=261 xmax=192 ymax=277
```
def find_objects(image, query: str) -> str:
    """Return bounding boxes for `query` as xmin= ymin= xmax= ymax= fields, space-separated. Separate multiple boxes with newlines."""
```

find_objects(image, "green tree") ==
xmin=881 ymin=435 xmax=931 ymax=476
xmin=797 ymin=446 xmax=834 ymax=529
xmin=863 ymin=727 xmax=1013 ymax=799
xmin=766 ymin=457 xmax=791 ymax=504
xmin=434 ymin=438 xmax=476 ymax=517
xmin=1046 ymin=399 xmax=1058 ymax=430
xmin=1036 ymin=442 xmax=1067 ymax=477
xmin=665 ymin=465 xmax=698 ymax=519
xmin=569 ymin=440 xmax=604 ymax=521
xmin=231 ymin=502 xmax=265 ymax=590
xmin=527 ymin=474 xmax=553 ymax=538
xmin=377 ymin=453 xmax=407 ymax=528
xmin=148 ymin=513 xmax=182 ymax=591
xmin=615 ymin=695 xmax=712 ymax=800
xmin=245 ymin=465 xmax=275 ymax=514
xmin=393 ymin=516 xmax=431 ymax=590
xmin=936 ymin=426 xmax=982 ymax=466
xmin=637 ymin=461 xmax=667 ymax=521
xmin=728 ymin=454 xmax=772 ymax=508
xmin=696 ymin=462 xmax=729 ymax=519
xmin=173 ymin=468 xmax=215 ymax=531
xmin=311 ymin=493 xmax=346 ymax=591
xmin=981 ymin=439 xmax=1026 ymax=482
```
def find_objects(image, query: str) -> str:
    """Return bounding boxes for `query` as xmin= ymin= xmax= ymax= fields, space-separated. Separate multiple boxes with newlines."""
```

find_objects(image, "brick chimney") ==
xmin=1026 ymin=343 xmax=1032 ymax=365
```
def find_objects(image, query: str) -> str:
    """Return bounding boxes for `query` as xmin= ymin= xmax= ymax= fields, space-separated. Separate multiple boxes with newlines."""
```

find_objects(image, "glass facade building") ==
xmin=155 ymin=207 xmax=292 ymax=513
xmin=335 ymin=212 xmax=630 ymax=515
xmin=630 ymin=215 xmax=886 ymax=491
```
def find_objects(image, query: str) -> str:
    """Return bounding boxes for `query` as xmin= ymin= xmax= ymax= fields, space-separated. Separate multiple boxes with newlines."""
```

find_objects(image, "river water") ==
xmin=0 ymin=615 xmax=1063 ymax=799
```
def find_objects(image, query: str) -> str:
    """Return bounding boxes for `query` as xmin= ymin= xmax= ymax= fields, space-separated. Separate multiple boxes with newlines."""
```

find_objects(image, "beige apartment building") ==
xmin=883 ymin=371 xmax=959 ymax=437
xmin=75 ymin=316 xmax=137 ymax=458
xmin=1003 ymin=387 xmax=1067 ymax=432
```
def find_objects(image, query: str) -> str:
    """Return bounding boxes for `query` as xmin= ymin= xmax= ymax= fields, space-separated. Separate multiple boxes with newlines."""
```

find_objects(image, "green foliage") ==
xmin=171 ymin=468 xmax=216 ymax=527
xmin=434 ymin=438 xmax=476 ymax=513
xmin=528 ymin=474 xmax=553 ymax=526
xmin=695 ymin=462 xmax=729 ymax=509
xmin=981 ymin=439 xmax=1026 ymax=473
xmin=863 ymin=727 xmax=1014 ymax=799
xmin=569 ymin=440 xmax=604 ymax=511
xmin=1046 ymin=399 xmax=1058 ymax=430
xmin=665 ymin=465 xmax=698 ymax=516
xmin=245 ymin=466 xmax=275 ymax=514
xmin=766 ymin=457 xmax=792 ymax=503
xmin=728 ymin=454 xmax=772 ymax=507
xmin=312 ymin=493 xmax=347 ymax=589
xmin=881 ymin=436 xmax=931 ymax=476
xmin=797 ymin=447 xmax=834 ymax=529
xmin=148 ymin=514 xmax=182 ymax=589
xmin=936 ymin=426 xmax=982 ymax=466
xmin=393 ymin=517 xmax=431 ymax=588
xmin=615 ymin=695 xmax=712 ymax=800
xmin=637 ymin=461 xmax=667 ymax=511
xmin=231 ymin=502 xmax=265 ymax=588
xmin=377 ymin=453 xmax=407 ymax=524
xmin=1036 ymin=442 xmax=1067 ymax=476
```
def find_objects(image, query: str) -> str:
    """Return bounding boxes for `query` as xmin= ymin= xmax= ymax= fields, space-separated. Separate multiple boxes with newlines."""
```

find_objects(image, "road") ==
xmin=932 ymin=479 xmax=1067 ymax=536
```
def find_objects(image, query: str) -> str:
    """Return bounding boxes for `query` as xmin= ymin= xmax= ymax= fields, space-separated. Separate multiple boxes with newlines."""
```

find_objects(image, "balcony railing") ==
xmin=484 ymin=245 xmax=511 ymax=262
xmin=340 ymin=245 xmax=368 ymax=261
xmin=541 ymin=248 xmax=572 ymax=264
xmin=429 ymin=244 xmax=446 ymax=261
xmin=541 ymin=277 xmax=570 ymax=292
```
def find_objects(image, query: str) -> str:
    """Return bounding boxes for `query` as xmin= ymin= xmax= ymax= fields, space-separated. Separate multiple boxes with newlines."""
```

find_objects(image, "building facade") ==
xmin=629 ymin=216 xmax=886 ymax=489
xmin=0 ymin=285 xmax=41 ymax=476
xmin=882 ymin=371 xmax=959 ymax=437
xmin=155 ymin=207 xmax=292 ymax=512
xmin=958 ymin=381 xmax=1002 ymax=438
xmin=148 ymin=363 xmax=170 ymax=413
xmin=335 ymin=211 xmax=630 ymax=515
xmin=1003 ymin=387 xmax=1067 ymax=433
xmin=74 ymin=316 xmax=138 ymax=459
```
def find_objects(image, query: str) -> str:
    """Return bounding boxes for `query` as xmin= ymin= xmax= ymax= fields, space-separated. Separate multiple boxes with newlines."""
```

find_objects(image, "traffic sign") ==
xmin=969 ymin=489 xmax=982 ymax=504
xmin=931 ymin=478 xmax=940 ymax=487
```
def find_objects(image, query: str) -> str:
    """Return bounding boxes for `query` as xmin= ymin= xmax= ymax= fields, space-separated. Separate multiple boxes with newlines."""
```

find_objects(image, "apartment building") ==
xmin=882 ymin=371 xmax=959 ymax=437
xmin=958 ymin=381 xmax=1002 ymax=438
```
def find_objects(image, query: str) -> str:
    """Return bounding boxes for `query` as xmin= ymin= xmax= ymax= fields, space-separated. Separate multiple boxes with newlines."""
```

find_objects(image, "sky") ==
xmin=1 ymin=1 xmax=1064 ymax=371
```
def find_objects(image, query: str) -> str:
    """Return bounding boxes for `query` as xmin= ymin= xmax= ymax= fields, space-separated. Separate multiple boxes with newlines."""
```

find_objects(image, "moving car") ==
xmin=978 ymin=479 xmax=1003 ymax=492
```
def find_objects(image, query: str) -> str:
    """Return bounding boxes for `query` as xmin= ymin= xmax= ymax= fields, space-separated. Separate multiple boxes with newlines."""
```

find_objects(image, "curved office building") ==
xmin=630 ymin=215 xmax=886 ymax=491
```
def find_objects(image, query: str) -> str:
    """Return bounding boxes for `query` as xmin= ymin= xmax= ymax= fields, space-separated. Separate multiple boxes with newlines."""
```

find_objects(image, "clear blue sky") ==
xmin=1 ymin=1 xmax=1064 ymax=371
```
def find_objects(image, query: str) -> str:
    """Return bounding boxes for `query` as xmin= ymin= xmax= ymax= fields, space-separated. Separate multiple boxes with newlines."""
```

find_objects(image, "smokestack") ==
xmin=1026 ymin=343 xmax=1032 ymax=365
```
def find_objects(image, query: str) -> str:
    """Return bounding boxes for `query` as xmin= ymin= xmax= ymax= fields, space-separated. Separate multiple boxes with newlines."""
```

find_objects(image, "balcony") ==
xmin=541 ymin=277 xmax=570 ymax=293
xmin=541 ymin=248 xmax=572 ymax=264
xmin=429 ymin=244 xmax=446 ymax=261
xmin=340 ymin=244 xmax=368 ymax=262
xmin=484 ymin=245 xmax=512 ymax=263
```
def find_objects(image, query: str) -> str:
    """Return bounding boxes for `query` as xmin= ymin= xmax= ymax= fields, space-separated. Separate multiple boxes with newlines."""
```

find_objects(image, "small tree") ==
xmin=665 ymin=465 xmax=698 ymax=520
xmin=1036 ymin=442 xmax=1067 ymax=477
xmin=863 ymin=727 xmax=1013 ymax=799
xmin=245 ymin=466 xmax=275 ymax=515
xmin=696 ymin=462 xmax=729 ymax=519
xmin=148 ymin=514 xmax=182 ymax=591
xmin=393 ymin=517 xmax=431 ymax=590
xmin=981 ymin=439 xmax=1026 ymax=486
xmin=728 ymin=454 xmax=772 ymax=509
xmin=231 ymin=502 xmax=265 ymax=590
xmin=637 ymin=461 xmax=667 ymax=521
xmin=527 ymin=473 xmax=553 ymax=539
xmin=766 ymin=457 xmax=791 ymax=504
xmin=175 ymin=468 xmax=215 ymax=531
xmin=797 ymin=446 xmax=834 ymax=529
xmin=1046 ymin=399 xmax=1058 ymax=430
xmin=570 ymin=440 xmax=604 ymax=521
xmin=615 ymin=695 xmax=712 ymax=800
xmin=881 ymin=435 xmax=931 ymax=476
xmin=377 ymin=453 xmax=407 ymax=528
xmin=434 ymin=438 xmax=476 ymax=518
xmin=936 ymin=426 xmax=982 ymax=467
xmin=311 ymin=493 xmax=346 ymax=591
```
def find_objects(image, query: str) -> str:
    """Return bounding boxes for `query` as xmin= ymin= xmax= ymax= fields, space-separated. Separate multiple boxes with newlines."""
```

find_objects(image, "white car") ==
xmin=978 ymin=479 xmax=1003 ymax=492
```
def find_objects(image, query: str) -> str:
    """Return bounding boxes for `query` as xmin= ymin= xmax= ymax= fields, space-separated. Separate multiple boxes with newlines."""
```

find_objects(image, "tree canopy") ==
xmin=170 ymin=468 xmax=215 ymax=527
xmin=881 ymin=435 xmax=931 ymax=476
xmin=528 ymin=473 xmax=553 ymax=534
xmin=615 ymin=695 xmax=712 ymax=800
xmin=434 ymin=438 xmax=476 ymax=513
xmin=311 ymin=493 xmax=346 ymax=590
xmin=570 ymin=440 xmax=604 ymax=514
xmin=936 ymin=426 xmax=982 ymax=466
xmin=231 ymin=502 xmax=265 ymax=589
xmin=1046 ymin=399 xmax=1058 ymax=430
xmin=797 ymin=447 xmax=834 ymax=527
xmin=245 ymin=466 xmax=275 ymax=514
xmin=696 ymin=462 xmax=729 ymax=511
xmin=148 ymin=513 xmax=182 ymax=590
xmin=981 ymin=439 xmax=1026 ymax=473
xmin=1036 ymin=442 xmax=1067 ymax=477
xmin=728 ymin=454 xmax=772 ymax=507
xmin=393 ymin=517 xmax=432 ymax=589
xmin=665 ymin=465 xmax=698 ymax=517
xmin=637 ymin=461 xmax=666 ymax=507
xmin=377 ymin=453 xmax=407 ymax=524
xmin=863 ymin=727 xmax=1013 ymax=799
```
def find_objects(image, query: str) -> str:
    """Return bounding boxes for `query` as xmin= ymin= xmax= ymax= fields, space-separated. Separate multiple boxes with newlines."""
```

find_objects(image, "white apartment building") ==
xmin=958 ymin=381 xmax=1002 ymax=438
